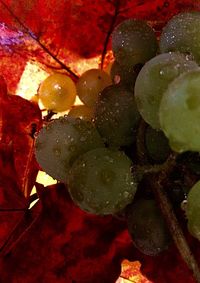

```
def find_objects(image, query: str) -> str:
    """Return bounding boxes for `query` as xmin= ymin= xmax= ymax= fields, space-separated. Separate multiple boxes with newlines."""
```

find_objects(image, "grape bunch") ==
xmin=35 ymin=11 xmax=200 ymax=261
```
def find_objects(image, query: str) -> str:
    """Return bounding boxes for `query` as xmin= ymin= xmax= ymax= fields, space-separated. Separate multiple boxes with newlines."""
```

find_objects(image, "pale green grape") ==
xmin=112 ymin=19 xmax=158 ymax=68
xmin=135 ymin=52 xmax=198 ymax=129
xmin=159 ymin=69 xmax=200 ymax=153
xmin=186 ymin=181 xmax=200 ymax=241
xmin=35 ymin=116 xmax=104 ymax=182
xmin=160 ymin=12 xmax=200 ymax=64
xmin=94 ymin=84 xmax=140 ymax=147
xmin=127 ymin=199 xmax=171 ymax=256
xmin=67 ymin=148 xmax=137 ymax=215
xmin=76 ymin=68 xmax=112 ymax=107
xmin=38 ymin=73 xmax=76 ymax=112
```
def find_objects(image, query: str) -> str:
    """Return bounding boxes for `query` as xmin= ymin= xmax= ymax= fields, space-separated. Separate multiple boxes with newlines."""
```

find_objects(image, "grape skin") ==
xmin=127 ymin=199 xmax=171 ymax=256
xmin=68 ymin=105 xmax=94 ymax=121
xmin=159 ymin=70 xmax=200 ymax=153
xmin=94 ymin=84 xmax=140 ymax=147
xmin=145 ymin=125 xmax=171 ymax=164
xmin=38 ymin=73 xmax=76 ymax=112
xmin=160 ymin=12 xmax=200 ymax=64
xmin=135 ymin=52 xmax=198 ymax=129
xmin=112 ymin=18 xmax=158 ymax=68
xmin=110 ymin=60 xmax=139 ymax=90
xmin=186 ymin=181 xmax=200 ymax=241
xmin=35 ymin=116 xmax=104 ymax=182
xmin=67 ymin=148 xmax=137 ymax=215
xmin=76 ymin=68 xmax=112 ymax=107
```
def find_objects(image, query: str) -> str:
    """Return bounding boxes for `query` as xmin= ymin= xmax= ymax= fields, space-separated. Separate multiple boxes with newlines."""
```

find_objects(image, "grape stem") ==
xmin=151 ymin=153 xmax=200 ymax=283
xmin=100 ymin=0 xmax=120 ymax=69
xmin=43 ymin=110 xmax=56 ymax=122
xmin=0 ymin=0 xmax=79 ymax=80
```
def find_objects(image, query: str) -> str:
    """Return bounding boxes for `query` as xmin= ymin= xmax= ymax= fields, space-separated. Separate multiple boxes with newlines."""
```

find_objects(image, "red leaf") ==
xmin=0 ymin=0 xmax=199 ymax=91
xmin=0 ymin=184 xmax=132 ymax=283
xmin=1 ymin=1 xmax=200 ymax=283
xmin=0 ymin=76 xmax=42 ymax=253
xmin=0 ymin=185 xmax=200 ymax=283
xmin=0 ymin=77 xmax=42 ymax=199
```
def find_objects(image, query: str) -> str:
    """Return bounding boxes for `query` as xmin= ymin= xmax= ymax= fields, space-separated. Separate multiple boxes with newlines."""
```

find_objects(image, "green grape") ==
xmin=127 ymin=199 xmax=171 ymax=256
xmin=160 ymin=12 xmax=200 ymax=64
xmin=67 ymin=147 xmax=137 ymax=215
xmin=76 ymin=68 xmax=112 ymax=107
xmin=68 ymin=105 xmax=94 ymax=121
xmin=186 ymin=181 xmax=200 ymax=241
xmin=110 ymin=60 xmax=139 ymax=90
xmin=94 ymin=84 xmax=140 ymax=147
xmin=38 ymin=73 xmax=76 ymax=112
xmin=35 ymin=116 xmax=104 ymax=182
xmin=145 ymin=125 xmax=171 ymax=163
xmin=111 ymin=19 xmax=158 ymax=68
xmin=135 ymin=52 xmax=198 ymax=129
xmin=159 ymin=70 xmax=200 ymax=153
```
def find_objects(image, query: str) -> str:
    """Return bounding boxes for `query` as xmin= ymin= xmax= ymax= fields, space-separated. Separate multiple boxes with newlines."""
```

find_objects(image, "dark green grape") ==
xmin=186 ymin=181 xmax=200 ymax=241
xmin=160 ymin=12 xmax=200 ymax=64
xmin=110 ymin=60 xmax=139 ymax=90
xmin=135 ymin=52 xmax=198 ymax=129
xmin=68 ymin=148 xmax=137 ymax=215
xmin=94 ymin=84 xmax=140 ymax=147
xmin=111 ymin=19 xmax=158 ymax=68
xmin=145 ymin=125 xmax=171 ymax=163
xmin=159 ymin=70 xmax=200 ymax=153
xmin=127 ymin=199 xmax=171 ymax=256
xmin=187 ymin=153 xmax=200 ymax=175
xmin=35 ymin=116 xmax=104 ymax=182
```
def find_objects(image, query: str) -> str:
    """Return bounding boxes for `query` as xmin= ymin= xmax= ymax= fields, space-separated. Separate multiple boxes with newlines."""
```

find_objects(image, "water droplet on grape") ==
xmin=123 ymin=191 xmax=130 ymax=198
xmin=80 ymin=136 xmax=86 ymax=142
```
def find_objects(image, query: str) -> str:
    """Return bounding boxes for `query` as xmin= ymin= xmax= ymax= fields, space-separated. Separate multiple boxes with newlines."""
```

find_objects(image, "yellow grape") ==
xmin=38 ymin=73 xmax=76 ymax=112
xmin=76 ymin=68 xmax=112 ymax=107
xmin=68 ymin=105 xmax=94 ymax=121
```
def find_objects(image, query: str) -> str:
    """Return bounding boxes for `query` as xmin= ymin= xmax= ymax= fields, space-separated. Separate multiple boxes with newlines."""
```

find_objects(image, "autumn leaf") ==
xmin=0 ymin=76 xmax=42 ymax=199
xmin=1 ymin=1 xmax=200 ymax=283
xmin=0 ymin=0 xmax=199 ymax=92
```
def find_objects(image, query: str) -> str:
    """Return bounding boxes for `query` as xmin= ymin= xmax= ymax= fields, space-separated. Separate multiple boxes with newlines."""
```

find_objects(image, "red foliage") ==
xmin=0 ymin=0 xmax=199 ymax=91
xmin=0 ymin=76 xmax=42 ymax=258
xmin=1 ymin=1 xmax=200 ymax=283
xmin=0 ymin=77 xmax=42 ymax=199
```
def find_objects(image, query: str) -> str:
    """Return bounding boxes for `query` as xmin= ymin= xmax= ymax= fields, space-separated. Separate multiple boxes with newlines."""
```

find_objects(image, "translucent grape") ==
xmin=145 ymin=125 xmax=171 ymax=163
xmin=76 ymin=68 xmax=112 ymax=107
xmin=67 ymin=148 xmax=137 ymax=215
xmin=135 ymin=52 xmax=198 ymax=129
xmin=38 ymin=73 xmax=76 ymax=112
xmin=94 ymin=84 xmax=140 ymax=147
xmin=160 ymin=12 xmax=200 ymax=64
xmin=186 ymin=181 xmax=200 ymax=241
xmin=35 ymin=116 xmax=104 ymax=182
xmin=159 ymin=70 xmax=200 ymax=153
xmin=127 ymin=199 xmax=171 ymax=256
xmin=68 ymin=105 xmax=94 ymax=121
xmin=111 ymin=19 xmax=158 ymax=68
